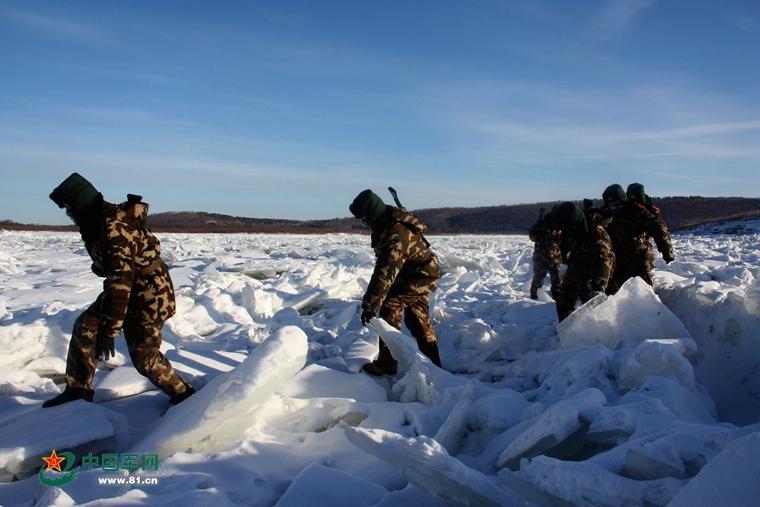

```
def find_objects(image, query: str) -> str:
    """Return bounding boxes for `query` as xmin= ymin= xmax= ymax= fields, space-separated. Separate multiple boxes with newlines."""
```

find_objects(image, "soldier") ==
xmin=528 ymin=206 xmax=563 ymax=300
xmin=599 ymin=183 xmax=627 ymax=295
xmin=43 ymin=173 xmax=195 ymax=407
xmin=609 ymin=183 xmax=675 ymax=289
xmin=350 ymin=189 xmax=442 ymax=375
xmin=551 ymin=202 xmax=615 ymax=321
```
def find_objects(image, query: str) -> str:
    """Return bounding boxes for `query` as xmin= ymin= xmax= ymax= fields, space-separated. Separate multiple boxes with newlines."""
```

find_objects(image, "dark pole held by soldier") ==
xmin=42 ymin=173 xmax=196 ymax=407
xmin=349 ymin=189 xmax=442 ymax=375
xmin=528 ymin=205 xmax=563 ymax=300
xmin=551 ymin=201 xmax=615 ymax=322
xmin=607 ymin=182 xmax=675 ymax=291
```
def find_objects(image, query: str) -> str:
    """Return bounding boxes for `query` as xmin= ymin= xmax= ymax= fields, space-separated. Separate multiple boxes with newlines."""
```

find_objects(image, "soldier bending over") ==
xmin=350 ymin=189 xmax=442 ymax=375
xmin=43 ymin=173 xmax=195 ymax=407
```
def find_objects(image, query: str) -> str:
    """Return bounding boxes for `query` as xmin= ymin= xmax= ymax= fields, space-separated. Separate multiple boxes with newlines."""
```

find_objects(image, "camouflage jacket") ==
xmin=565 ymin=210 xmax=615 ymax=292
xmin=609 ymin=200 xmax=674 ymax=261
xmin=363 ymin=208 xmax=440 ymax=312
xmin=529 ymin=213 xmax=562 ymax=248
xmin=85 ymin=200 xmax=175 ymax=339
xmin=529 ymin=212 xmax=563 ymax=263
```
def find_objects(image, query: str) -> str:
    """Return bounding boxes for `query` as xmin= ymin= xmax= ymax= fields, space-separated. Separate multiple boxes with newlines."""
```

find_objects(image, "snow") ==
xmin=1 ymin=228 xmax=759 ymax=506
xmin=513 ymin=455 xmax=684 ymax=507
xmin=278 ymin=363 xmax=387 ymax=403
xmin=95 ymin=366 xmax=155 ymax=401
xmin=273 ymin=463 xmax=387 ymax=507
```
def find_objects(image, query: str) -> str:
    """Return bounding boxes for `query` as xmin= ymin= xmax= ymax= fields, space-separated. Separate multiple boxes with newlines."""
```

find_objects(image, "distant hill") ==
xmin=146 ymin=196 xmax=760 ymax=234
xmin=3 ymin=197 xmax=759 ymax=234
xmin=413 ymin=196 xmax=760 ymax=234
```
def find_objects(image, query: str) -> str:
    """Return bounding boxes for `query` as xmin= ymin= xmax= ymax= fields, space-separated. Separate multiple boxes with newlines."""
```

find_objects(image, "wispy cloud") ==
xmin=419 ymin=72 xmax=760 ymax=199
xmin=727 ymin=13 xmax=757 ymax=33
xmin=599 ymin=120 xmax=760 ymax=142
xmin=0 ymin=7 xmax=109 ymax=45
xmin=585 ymin=0 xmax=656 ymax=41
xmin=468 ymin=118 xmax=760 ymax=163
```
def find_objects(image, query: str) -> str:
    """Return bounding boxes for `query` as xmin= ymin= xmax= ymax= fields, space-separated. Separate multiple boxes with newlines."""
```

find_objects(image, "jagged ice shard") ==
xmin=557 ymin=277 xmax=693 ymax=350
xmin=133 ymin=325 xmax=308 ymax=458
xmin=346 ymin=427 xmax=536 ymax=507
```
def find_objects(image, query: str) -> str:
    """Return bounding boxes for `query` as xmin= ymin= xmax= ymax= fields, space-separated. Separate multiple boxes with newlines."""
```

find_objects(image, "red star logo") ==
xmin=42 ymin=450 xmax=66 ymax=472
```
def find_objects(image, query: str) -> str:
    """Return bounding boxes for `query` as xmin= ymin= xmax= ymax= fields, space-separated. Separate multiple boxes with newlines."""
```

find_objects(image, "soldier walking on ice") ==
xmin=528 ymin=206 xmax=563 ymax=300
xmin=43 ymin=173 xmax=195 ymax=407
xmin=550 ymin=201 xmax=615 ymax=322
xmin=350 ymin=189 xmax=442 ymax=375
xmin=608 ymin=183 xmax=675 ymax=291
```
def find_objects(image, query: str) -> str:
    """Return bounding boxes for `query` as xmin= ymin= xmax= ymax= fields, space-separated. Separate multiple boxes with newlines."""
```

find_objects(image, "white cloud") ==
xmin=730 ymin=13 xmax=757 ymax=33
xmin=585 ymin=0 xmax=657 ymax=41
xmin=600 ymin=120 xmax=760 ymax=142
xmin=1 ymin=7 xmax=108 ymax=44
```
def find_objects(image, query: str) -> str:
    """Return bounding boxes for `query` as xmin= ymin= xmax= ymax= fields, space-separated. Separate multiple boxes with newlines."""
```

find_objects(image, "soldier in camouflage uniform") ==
xmin=551 ymin=202 xmax=615 ymax=321
xmin=599 ymin=183 xmax=627 ymax=295
xmin=608 ymin=183 xmax=675 ymax=290
xmin=350 ymin=189 xmax=442 ymax=375
xmin=43 ymin=173 xmax=195 ymax=407
xmin=528 ymin=206 xmax=563 ymax=300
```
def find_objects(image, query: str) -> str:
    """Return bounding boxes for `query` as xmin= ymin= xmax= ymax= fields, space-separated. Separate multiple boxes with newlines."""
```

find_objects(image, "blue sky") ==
xmin=1 ymin=0 xmax=759 ymax=224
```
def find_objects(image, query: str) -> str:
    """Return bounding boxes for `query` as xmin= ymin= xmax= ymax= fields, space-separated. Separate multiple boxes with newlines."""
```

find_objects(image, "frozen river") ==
xmin=1 ymin=224 xmax=759 ymax=506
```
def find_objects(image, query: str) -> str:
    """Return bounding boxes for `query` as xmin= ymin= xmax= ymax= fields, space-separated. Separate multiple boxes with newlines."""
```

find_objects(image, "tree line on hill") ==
xmin=3 ymin=197 xmax=759 ymax=234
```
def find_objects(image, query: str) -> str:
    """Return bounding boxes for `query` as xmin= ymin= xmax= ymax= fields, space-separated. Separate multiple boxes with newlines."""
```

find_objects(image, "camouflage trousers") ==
xmin=377 ymin=294 xmax=441 ymax=367
xmin=608 ymin=250 xmax=655 ymax=294
xmin=530 ymin=246 xmax=563 ymax=299
xmin=65 ymin=294 xmax=190 ymax=397
xmin=556 ymin=264 xmax=603 ymax=322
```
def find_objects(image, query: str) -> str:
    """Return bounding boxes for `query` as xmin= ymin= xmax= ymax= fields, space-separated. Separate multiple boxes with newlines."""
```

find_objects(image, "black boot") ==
xmin=362 ymin=340 xmax=398 ymax=376
xmin=362 ymin=360 xmax=398 ymax=376
xmin=419 ymin=341 xmax=442 ymax=367
xmin=42 ymin=386 xmax=94 ymax=408
xmin=169 ymin=382 xmax=196 ymax=405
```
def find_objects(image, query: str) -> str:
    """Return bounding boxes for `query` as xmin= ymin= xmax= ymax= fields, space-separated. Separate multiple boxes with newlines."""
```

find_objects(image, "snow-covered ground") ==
xmin=1 ymin=221 xmax=759 ymax=506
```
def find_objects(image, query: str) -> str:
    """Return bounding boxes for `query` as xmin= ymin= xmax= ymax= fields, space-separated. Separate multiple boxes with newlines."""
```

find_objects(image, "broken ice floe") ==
xmin=133 ymin=326 xmax=308 ymax=457
xmin=668 ymin=431 xmax=760 ymax=507
xmin=94 ymin=366 xmax=156 ymax=402
xmin=346 ymin=427 xmax=534 ymax=507
xmin=497 ymin=388 xmax=606 ymax=470
xmin=368 ymin=317 xmax=473 ymax=406
xmin=0 ymin=400 xmax=124 ymax=481
xmin=274 ymin=463 xmax=387 ymax=507
xmin=557 ymin=277 xmax=692 ymax=350
xmin=2 ymin=230 xmax=760 ymax=505
xmin=513 ymin=455 xmax=684 ymax=507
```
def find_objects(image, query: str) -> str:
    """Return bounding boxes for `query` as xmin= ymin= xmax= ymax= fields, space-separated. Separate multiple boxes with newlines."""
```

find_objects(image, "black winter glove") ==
xmin=360 ymin=309 xmax=375 ymax=326
xmin=95 ymin=334 xmax=115 ymax=361
xmin=663 ymin=252 xmax=675 ymax=264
